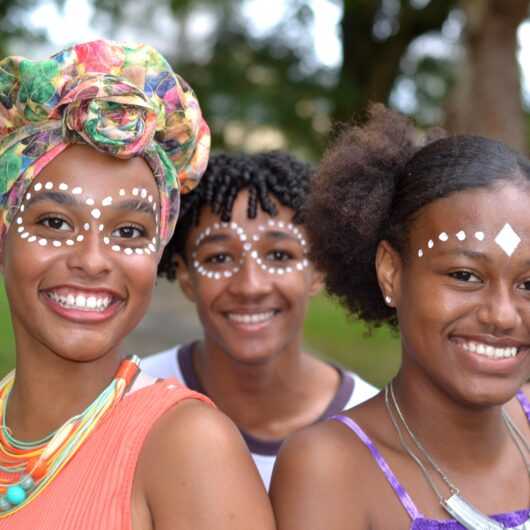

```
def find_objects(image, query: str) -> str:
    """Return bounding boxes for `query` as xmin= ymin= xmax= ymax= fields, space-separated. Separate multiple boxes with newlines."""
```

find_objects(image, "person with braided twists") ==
xmin=142 ymin=151 xmax=378 ymax=489
xmin=0 ymin=40 xmax=275 ymax=530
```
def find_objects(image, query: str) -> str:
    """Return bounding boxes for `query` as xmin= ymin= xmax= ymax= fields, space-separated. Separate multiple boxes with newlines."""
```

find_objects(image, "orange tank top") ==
xmin=0 ymin=378 xmax=212 ymax=529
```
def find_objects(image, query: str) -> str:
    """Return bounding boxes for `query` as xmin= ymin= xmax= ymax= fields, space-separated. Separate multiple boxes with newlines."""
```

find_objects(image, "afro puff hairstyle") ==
xmin=305 ymin=103 xmax=530 ymax=328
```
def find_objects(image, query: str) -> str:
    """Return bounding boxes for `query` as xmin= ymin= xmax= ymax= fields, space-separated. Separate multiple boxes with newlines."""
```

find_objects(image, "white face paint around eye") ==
xmin=191 ymin=218 xmax=310 ymax=280
xmin=417 ymin=224 xmax=524 ymax=258
xmin=15 ymin=183 xmax=161 ymax=257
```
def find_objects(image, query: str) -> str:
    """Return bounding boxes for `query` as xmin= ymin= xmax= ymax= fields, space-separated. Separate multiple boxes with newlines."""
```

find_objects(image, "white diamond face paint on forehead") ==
xmin=14 ymin=182 xmax=161 ymax=257
xmin=191 ymin=219 xmax=310 ymax=279
xmin=417 ymin=224 xmax=526 ymax=258
xmin=494 ymin=223 xmax=521 ymax=257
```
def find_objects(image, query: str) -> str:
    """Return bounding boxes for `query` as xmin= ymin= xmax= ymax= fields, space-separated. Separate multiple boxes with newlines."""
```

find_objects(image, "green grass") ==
xmin=0 ymin=280 xmax=15 ymax=377
xmin=304 ymin=294 xmax=401 ymax=388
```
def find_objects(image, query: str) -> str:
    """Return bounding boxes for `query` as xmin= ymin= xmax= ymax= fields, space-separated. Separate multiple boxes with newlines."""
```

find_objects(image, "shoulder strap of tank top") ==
xmin=516 ymin=389 xmax=530 ymax=422
xmin=332 ymin=414 xmax=422 ymax=521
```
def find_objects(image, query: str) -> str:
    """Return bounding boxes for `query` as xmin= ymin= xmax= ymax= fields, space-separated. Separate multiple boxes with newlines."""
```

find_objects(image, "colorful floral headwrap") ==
xmin=0 ymin=39 xmax=210 ymax=245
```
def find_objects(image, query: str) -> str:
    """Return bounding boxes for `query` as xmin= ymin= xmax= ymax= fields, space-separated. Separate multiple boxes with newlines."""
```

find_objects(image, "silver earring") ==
xmin=384 ymin=295 xmax=392 ymax=305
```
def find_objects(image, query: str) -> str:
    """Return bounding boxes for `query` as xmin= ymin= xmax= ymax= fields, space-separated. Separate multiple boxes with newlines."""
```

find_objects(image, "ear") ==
xmin=175 ymin=255 xmax=197 ymax=303
xmin=307 ymin=267 xmax=324 ymax=297
xmin=375 ymin=240 xmax=402 ymax=307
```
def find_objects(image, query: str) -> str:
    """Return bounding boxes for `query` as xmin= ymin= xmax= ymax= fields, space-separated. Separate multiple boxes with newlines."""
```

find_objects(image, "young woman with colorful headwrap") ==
xmin=0 ymin=39 xmax=275 ymax=530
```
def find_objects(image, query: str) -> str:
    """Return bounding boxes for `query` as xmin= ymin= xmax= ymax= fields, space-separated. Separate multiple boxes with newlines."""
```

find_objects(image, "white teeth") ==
xmin=86 ymin=296 xmax=97 ymax=309
xmin=461 ymin=340 xmax=518 ymax=359
xmin=227 ymin=311 xmax=275 ymax=324
xmin=48 ymin=292 xmax=113 ymax=312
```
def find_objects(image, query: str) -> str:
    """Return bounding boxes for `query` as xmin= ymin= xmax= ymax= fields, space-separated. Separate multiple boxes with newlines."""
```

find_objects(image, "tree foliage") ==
xmin=0 ymin=0 xmax=525 ymax=155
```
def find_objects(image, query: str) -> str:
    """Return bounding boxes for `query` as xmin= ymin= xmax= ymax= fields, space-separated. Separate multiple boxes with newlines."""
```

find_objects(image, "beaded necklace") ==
xmin=0 ymin=355 xmax=140 ymax=517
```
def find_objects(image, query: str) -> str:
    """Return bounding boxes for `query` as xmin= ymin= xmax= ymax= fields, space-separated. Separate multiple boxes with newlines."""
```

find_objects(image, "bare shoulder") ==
xmin=270 ymin=407 xmax=376 ymax=530
xmin=136 ymin=399 xmax=275 ymax=530
xmin=145 ymin=397 xmax=239 ymax=449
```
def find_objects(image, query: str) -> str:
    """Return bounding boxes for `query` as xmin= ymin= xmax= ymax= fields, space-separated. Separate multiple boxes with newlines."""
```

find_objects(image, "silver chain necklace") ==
xmin=385 ymin=381 xmax=530 ymax=530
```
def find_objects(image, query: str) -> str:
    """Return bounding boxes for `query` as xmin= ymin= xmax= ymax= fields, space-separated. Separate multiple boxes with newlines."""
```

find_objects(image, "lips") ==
xmin=41 ymin=285 xmax=124 ymax=322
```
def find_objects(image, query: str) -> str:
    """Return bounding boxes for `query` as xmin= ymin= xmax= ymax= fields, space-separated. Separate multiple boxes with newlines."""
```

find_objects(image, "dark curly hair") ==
xmin=305 ymin=103 xmax=530 ymax=328
xmin=158 ymin=150 xmax=313 ymax=280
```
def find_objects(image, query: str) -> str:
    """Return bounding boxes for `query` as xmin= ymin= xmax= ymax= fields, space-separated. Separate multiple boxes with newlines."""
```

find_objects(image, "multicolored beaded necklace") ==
xmin=0 ymin=355 xmax=140 ymax=517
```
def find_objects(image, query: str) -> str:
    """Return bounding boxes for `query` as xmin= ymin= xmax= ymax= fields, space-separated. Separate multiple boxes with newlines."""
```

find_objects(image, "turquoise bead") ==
xmin=6 ymin=485 xmax=26 ymax=506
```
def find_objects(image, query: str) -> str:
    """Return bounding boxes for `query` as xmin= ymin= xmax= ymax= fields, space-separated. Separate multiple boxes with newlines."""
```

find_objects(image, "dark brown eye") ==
xmin=267 ymin=250 xmax=293 ymax=262
xmin=206 ymin=253 xmax=233 ymax=264
xmin=40 ymin=217 xmax=71 ymax=231
xmin=112 ymin=226 xmax=144 ymax=239
xmin=449 ymin=270 xmax=481 ymax=283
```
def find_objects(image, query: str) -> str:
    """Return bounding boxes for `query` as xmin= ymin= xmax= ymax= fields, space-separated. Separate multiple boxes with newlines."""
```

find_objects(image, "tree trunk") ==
xmin=445 ymin=0 xmax=528 ymax=152
xmin=335 ymin=0 xmax=454 ymax=123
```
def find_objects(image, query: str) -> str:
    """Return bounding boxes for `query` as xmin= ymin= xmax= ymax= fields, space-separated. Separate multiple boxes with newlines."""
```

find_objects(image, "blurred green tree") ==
xmin=91 ymin=0 xmax=457 ymax=157
xmin=0 ymin=0 xmax=527 ymax=155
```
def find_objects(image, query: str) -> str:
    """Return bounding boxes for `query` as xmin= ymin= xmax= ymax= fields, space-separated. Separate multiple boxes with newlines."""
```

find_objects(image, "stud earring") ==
xmin=384 ymin=295 xmax=392 ymax=305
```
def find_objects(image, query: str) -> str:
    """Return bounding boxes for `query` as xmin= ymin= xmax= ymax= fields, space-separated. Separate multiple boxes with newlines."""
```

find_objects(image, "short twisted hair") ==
xmin=158 ymin=151 xmax=313 ymax=280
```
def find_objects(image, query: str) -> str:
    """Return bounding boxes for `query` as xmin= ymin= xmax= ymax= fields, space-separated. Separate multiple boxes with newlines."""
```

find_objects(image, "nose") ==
xmin=65 ymin=232 xmax=112 ymax=278
xmin=476 ymin=283 xmax=523 ymax=334
xmin=227 ymin=254 xmax=273 ymax=299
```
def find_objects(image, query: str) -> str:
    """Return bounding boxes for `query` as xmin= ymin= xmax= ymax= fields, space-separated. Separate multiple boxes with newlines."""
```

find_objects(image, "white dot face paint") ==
xmin=15 ymin=184 xmax=161 ymax=258
xmin=191 ymin=219 xmax=310 ymax=280
xmin=418 ymin=223 xmax=526 ymax=260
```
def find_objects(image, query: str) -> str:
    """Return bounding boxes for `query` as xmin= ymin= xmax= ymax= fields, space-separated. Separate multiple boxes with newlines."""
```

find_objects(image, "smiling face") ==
xmin=177 ymin=189 xmax=322 ymax=365
xmin=0 ymin=144 xmax=161 ymax=364
xmin=379 ymin=182 xmax=530 ymax=405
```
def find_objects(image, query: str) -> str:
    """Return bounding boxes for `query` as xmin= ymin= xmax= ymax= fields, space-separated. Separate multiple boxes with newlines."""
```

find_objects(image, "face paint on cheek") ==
xmin=191 ymin=219 xmax=310 ymax=280
xmin=14 ymin=184 xmax=162 ymax=258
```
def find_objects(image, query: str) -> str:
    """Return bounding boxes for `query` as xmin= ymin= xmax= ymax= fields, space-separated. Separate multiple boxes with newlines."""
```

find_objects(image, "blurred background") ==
xmin=1 ymin=0 xmax=529 ymax=385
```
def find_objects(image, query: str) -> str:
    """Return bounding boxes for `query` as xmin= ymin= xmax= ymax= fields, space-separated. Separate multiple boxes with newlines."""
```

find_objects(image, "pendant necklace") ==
xmin=385 ymin=381 xmax=530 ymax=530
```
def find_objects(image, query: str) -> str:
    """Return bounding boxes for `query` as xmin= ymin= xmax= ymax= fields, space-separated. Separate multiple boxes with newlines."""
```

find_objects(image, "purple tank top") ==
xmin=333 ymin=390 xmax=530 ymax=529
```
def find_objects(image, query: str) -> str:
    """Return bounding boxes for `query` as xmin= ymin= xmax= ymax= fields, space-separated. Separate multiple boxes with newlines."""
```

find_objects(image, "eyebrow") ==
xmin=111 ymin=199 xmax=155 ymax=216
xmin=197 ymin=233 xmax=232 ymax=246
xmin=24 ymin=192 xmax=154 ymax=216
xmin=25 ymin=191 xmax=76 ymax=209
xmin=261 ymin=230 xmax=301 ymax=242
xmin=434 ymin=247 xmax=492 ymax=262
